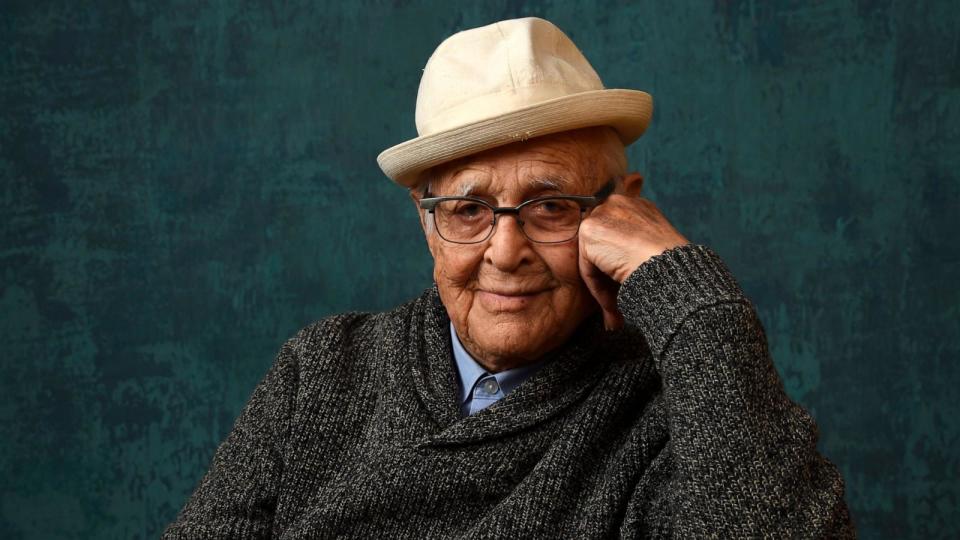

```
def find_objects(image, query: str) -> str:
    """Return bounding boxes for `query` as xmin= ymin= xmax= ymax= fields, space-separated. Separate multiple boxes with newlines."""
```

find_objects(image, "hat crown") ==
xmin=415 ymin=17 xmax=605 ymax=136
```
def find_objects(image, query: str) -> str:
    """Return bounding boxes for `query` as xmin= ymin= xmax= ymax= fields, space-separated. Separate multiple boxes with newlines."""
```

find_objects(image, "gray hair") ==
xmin=410 ymin=171 xmax=436 ymax=234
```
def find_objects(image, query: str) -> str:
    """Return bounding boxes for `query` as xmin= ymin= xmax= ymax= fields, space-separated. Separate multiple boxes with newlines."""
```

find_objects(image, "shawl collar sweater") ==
xmin=162 ymin=244 xmax=855 ymax=538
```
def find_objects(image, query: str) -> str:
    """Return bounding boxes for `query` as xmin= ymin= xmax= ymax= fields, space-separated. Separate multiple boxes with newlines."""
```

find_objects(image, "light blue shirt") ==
xmin=450 ymin=321 xmax=551 ymax=417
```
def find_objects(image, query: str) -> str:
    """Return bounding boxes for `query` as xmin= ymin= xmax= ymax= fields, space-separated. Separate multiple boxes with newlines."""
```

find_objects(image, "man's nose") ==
xmin=485 ymin=213 xmax=535 ymax=271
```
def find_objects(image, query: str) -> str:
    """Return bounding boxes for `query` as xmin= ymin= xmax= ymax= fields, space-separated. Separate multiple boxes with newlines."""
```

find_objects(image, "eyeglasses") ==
xmin=419 ymin=179 xmax=615 ymax=244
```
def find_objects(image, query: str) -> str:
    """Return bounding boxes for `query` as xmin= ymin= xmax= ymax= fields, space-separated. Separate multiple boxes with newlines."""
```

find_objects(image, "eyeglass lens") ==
xmin=433 ymin=198 xmax=583 ymax=243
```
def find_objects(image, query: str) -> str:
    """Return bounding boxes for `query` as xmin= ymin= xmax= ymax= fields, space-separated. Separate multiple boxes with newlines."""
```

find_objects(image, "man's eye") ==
xmin=537 ymin=201 xmax=562 ymax=213
xmin=453 ymin=202 xmax=485 ymax=218
xmin=532 ymin=199 xmax=575 ymax=215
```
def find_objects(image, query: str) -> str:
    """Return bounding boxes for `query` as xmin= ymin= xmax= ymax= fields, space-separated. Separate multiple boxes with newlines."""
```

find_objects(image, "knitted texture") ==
xmin=162 ymin=243 xmax=855 ymax=538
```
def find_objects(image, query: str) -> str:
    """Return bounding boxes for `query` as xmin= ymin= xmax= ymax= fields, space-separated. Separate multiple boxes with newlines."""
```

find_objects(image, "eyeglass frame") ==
xmin=418 ymin=178 xmax=617 ymax=244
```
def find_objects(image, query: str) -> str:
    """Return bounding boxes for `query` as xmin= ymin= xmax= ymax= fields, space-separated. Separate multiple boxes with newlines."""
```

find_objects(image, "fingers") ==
xmin=600 ymin=300 xmax=625 ymax=332
xmin=578 ymin=239 xmax=625 ymax=331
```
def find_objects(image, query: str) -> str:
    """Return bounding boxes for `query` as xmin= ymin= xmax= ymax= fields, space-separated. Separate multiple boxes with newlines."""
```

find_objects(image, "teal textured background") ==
xmin=2 ymin=1 xmax=958 ymax=538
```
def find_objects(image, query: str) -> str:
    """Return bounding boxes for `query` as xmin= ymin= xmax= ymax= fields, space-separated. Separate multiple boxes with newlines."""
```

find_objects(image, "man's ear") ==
xmin=409 ymin=190 xmax=428 ymax=235
xmin=409 ymin=190 xmax=437 ymax=258
xmin=619 ymin=172 xmax=644 ymax=197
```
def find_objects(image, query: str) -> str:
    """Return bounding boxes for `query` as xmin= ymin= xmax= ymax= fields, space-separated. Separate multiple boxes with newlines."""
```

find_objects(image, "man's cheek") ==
xmin=442 ymin=251 xmax=481 ymax=281
xmin=547 ymin=247 xmax=583 ymax=283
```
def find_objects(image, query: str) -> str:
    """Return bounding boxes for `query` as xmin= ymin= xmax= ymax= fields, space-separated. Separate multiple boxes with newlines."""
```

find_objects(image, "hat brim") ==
xmin=376 ymin=88 xmax=653 ymax=187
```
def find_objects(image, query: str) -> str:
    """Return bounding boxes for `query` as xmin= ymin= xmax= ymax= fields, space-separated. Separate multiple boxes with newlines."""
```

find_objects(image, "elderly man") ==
xmin=163 ymin=17 xmax=854 ymax=538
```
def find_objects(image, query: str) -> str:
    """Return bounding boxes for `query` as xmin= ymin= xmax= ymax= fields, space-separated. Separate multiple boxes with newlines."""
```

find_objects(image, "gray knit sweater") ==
xmin=162 ymin=244 xmax=855 ymax=538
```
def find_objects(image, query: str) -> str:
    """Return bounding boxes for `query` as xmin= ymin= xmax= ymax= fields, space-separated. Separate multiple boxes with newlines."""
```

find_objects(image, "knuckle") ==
xmin=606 ymin=194 xmax=630 ymax=207
xmin=579 ymin=218 xmax=598 ymax=235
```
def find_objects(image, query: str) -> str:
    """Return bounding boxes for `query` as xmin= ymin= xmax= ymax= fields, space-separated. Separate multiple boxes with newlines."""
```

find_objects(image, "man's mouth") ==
xmin=477 ymin=289 xmax=546 ymax=312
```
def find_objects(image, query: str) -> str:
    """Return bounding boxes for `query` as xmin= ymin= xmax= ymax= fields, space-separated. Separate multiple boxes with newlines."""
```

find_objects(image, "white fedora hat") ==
xmin=376 ymin=16 xmax=654 ymax=187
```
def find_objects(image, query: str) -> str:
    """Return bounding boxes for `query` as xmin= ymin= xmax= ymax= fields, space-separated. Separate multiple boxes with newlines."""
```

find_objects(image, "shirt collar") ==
xmin=449 ymin=321 xmax=550 ymax=405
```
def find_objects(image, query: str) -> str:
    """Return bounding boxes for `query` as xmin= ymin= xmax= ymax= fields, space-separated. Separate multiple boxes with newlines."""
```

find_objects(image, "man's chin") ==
xmin=468 ymin=322 xmax=554 ymax=361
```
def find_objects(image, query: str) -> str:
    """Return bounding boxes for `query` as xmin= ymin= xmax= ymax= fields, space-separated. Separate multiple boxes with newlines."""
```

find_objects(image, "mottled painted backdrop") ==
xmin=2 ymin=1 xmax=957 ymax=538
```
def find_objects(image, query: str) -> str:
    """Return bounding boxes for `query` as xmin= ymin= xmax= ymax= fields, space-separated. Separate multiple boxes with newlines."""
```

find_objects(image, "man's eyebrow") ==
xmin=527 ymin=176 xmax=569 ymax=192
xmin=456 ymin=180 xmax=481 ymax=196
xmin=451 ymin=175 xmax=571 ymax=197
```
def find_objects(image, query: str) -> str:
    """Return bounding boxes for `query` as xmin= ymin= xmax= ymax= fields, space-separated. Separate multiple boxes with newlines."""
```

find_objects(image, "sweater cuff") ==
xmin=616 ymin=243 xmax=748 ymax=358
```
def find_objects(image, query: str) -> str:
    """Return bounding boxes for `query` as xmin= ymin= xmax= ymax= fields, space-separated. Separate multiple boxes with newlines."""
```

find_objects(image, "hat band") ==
xmin=416 ymin=82 xmax=604 ymax=136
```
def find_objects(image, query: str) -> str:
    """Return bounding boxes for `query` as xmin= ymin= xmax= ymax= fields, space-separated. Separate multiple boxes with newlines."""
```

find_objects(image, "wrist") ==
xmin=618 ymin=241 xmax=692 ymax=283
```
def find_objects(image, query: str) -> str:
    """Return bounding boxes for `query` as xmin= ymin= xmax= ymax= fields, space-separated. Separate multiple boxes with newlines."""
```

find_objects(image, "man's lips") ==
xmin=477 ymin=288 xmax=547 ymax=312
xmin=482 ymin=289 xmax=546 ymax=296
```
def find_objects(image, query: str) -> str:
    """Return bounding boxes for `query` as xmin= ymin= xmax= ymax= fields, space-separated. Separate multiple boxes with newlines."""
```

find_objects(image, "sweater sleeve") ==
xmin=160 ymin=331 xmax=301 ymax=539
xmin=616 ymin=243 xmax=855 ymax=538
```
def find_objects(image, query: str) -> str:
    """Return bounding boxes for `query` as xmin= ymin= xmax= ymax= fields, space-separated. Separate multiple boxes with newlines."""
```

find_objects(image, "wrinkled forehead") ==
xmin=438 ymin=167 xmax=581 ymax=197
xmin=428 ymin=152 xmax=607 ymax=198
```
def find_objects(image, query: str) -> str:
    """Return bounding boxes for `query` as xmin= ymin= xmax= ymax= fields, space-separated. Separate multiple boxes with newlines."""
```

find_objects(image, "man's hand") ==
xmin=578 ymin=175 xmax=690 ymax=330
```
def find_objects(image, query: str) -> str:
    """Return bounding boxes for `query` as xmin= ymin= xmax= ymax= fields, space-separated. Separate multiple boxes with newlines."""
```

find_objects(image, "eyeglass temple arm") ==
xmin=593 ymin=178 xmax=616 ymax=199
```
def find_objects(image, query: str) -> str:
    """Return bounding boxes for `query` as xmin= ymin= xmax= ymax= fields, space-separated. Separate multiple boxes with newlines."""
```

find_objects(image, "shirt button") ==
xmin=481 ymin=378 xmax=500 ymax=395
